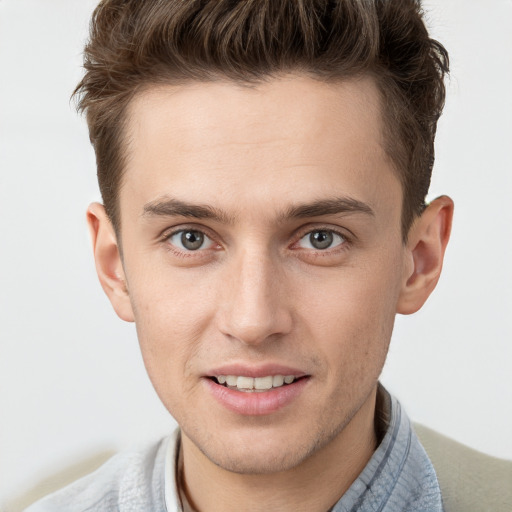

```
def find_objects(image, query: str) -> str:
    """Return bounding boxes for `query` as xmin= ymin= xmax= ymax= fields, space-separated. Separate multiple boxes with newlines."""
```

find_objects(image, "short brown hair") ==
xmin=74 ymin=0 xmax=448 ymax=240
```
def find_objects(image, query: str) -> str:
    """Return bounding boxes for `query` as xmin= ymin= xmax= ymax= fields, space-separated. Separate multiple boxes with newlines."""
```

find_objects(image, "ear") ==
xmin=397 ymin=196 xmax=454 ymax=315
xmin=86 ymin=203 xmax=135 ymax=322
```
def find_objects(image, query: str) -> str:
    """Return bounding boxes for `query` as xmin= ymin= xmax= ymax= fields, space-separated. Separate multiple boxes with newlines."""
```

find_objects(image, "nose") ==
xmin=217 ymin=248 xmax=292 ymax=346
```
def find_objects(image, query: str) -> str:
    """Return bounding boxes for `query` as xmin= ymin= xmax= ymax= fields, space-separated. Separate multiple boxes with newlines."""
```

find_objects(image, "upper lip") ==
xmin=206 ymin=364 xmax=308 ymax=379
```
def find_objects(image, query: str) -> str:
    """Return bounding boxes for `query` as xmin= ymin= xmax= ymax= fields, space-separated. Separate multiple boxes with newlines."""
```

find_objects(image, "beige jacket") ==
xmin=415 ymin=424 xmax=512 ymax=512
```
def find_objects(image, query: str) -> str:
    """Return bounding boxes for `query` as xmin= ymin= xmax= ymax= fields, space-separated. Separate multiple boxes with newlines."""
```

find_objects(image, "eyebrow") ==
xmin=142 ymin=196 xmax=374 ymax=224
xmin=280 ymin=197 xmax=375 ymax=220
xmin=142 ymin=197 xmax=236 ymax=224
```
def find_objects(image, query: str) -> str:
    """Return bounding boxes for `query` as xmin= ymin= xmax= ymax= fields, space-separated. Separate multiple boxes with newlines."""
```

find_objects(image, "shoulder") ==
xmin=24 ymin=434 xmax=175 ymax=512
xmin=414 ymin=424 xmax=512 ymax=512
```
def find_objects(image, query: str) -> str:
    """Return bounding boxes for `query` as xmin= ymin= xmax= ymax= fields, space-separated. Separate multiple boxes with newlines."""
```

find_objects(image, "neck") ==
xmin=180 ymin=387 xmax=379 ymax=512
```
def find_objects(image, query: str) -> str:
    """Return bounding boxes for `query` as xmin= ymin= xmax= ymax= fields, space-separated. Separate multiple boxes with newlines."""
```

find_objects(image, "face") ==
xmin=115 ymin=76 xmax=410 ymax=473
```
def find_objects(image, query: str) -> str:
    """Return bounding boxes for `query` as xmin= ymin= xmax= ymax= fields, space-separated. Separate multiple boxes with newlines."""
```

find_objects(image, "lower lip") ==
xmin=204 ymin=377 xmax=309 ymax=416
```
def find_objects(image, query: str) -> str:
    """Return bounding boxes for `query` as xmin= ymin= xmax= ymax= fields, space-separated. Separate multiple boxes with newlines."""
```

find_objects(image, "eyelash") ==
xmin=293 ymin=226 xmax=351 ymax=253
xmin=291 ymin=229 xmax=354 ymax=266
xmin=159 ymin=225 xmax=220 ymax=259
xmin=160 ymin=225 xmax=352 ymax=258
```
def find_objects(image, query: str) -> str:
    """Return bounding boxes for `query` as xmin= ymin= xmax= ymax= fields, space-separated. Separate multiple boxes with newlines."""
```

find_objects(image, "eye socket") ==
xmin=297 ymin=229 xmax=345 ymax=250
xmin=168 ymin=229 xmax=215 ymax=251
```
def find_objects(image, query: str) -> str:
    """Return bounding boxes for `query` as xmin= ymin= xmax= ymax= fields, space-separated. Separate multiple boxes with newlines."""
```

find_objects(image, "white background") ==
xmin=1 ymin=1 xmax=511 ymax=510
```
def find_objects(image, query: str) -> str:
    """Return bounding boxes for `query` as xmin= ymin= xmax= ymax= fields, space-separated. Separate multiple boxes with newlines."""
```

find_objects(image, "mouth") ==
xmin=209 ymin=374 xmax=306 ymax=393
xmin=204 ymin=365 xmax=310 ymax=415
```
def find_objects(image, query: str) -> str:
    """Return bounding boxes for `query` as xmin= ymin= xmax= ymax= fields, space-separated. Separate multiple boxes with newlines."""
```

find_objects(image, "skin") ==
xmin=88 ymin=75 xmax=453 ymax=512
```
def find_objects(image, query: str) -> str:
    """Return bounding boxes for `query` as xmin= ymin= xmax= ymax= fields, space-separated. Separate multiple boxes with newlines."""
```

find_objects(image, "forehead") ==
xmin=129 ymin=74 xmax=383 ymax=138
xmin=126 ymin=75 xmax=385 ymax=166
xmin=121 ymin=75 xmax=400 ymax=225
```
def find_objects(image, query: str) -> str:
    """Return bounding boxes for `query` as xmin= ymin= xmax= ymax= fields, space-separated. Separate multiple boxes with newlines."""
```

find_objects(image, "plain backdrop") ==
xmin=1 ymin=0 xmax=511 ymax=510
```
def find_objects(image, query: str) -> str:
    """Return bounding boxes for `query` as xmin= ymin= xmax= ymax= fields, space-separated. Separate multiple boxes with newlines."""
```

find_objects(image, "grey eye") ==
xmin=169 ymin=230 xmax=214 ymax=251
xmin=310 ymin=231 xmax=333 ymax=249
xmin=298 ymin=230 xmax=344 ymax=250
xmin=181 ymin=230 xmax=204 ymax=250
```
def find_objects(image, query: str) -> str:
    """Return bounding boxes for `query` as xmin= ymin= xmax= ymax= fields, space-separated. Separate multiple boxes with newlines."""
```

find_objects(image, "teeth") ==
xmin=237 ymin=376 xmax=254 ymax=389
xmin=272 ymin=375 xmax=284 ymax=387
xmin=215 ymin=374 xmax=297 ymax=391
xmin=226 ymin=375 xmax=238 ymax=386
xmin=254 ymin=376 xmax=273 ymax=390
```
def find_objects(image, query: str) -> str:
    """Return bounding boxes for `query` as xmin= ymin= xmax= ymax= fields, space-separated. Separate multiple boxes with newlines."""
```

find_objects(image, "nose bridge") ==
xmin=219 ymin=245 xmax=291 ymax=345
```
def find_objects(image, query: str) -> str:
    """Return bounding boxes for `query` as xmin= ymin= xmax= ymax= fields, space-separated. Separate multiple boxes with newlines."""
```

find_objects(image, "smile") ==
xmin=213 ymin=374 xmax=298 ymax=392
xmin=205 ymin=372 xmax=310 ymax=415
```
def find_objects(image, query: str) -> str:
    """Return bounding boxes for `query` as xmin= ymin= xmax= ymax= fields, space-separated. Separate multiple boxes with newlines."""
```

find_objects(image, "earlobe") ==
xmin=397 ymin=196 xmax=454 ymax=315
xmin=86 ymin=203 xmax=135 ymax=322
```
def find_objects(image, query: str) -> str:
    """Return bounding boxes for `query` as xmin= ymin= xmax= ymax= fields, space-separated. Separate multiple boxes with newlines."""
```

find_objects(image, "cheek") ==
xmin=128 ymin=257 xmax=217 ymax=333
xmin=295 ymin=254 xmax=403 ymax=373
xmin=126 ymin=265 xmax=218 ymax=393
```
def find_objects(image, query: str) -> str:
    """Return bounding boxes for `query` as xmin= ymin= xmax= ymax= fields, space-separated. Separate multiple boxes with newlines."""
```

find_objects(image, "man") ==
xmin=27 ymin=0 xmax=454 ymax=510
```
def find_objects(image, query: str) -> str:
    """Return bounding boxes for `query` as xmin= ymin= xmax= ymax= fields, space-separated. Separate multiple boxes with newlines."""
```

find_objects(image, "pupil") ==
xmin=182 ymin=230 xmax=204 ymax=250
xmin=310 ymin=231 xmax=333 ymax=250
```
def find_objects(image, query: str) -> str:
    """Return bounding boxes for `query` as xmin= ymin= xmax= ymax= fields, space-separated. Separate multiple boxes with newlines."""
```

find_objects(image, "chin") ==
xmin=202 ymin=441 xmax=311 ymax=475
xmin=184 ymin=418 xmax=342 ymax=475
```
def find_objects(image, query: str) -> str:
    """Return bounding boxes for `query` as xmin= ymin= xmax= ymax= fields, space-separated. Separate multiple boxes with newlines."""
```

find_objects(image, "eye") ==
xmin=168 ymin=229 xmax=215 ymax=251
xmin=297 ymin=229 xmax=345 ymax=250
